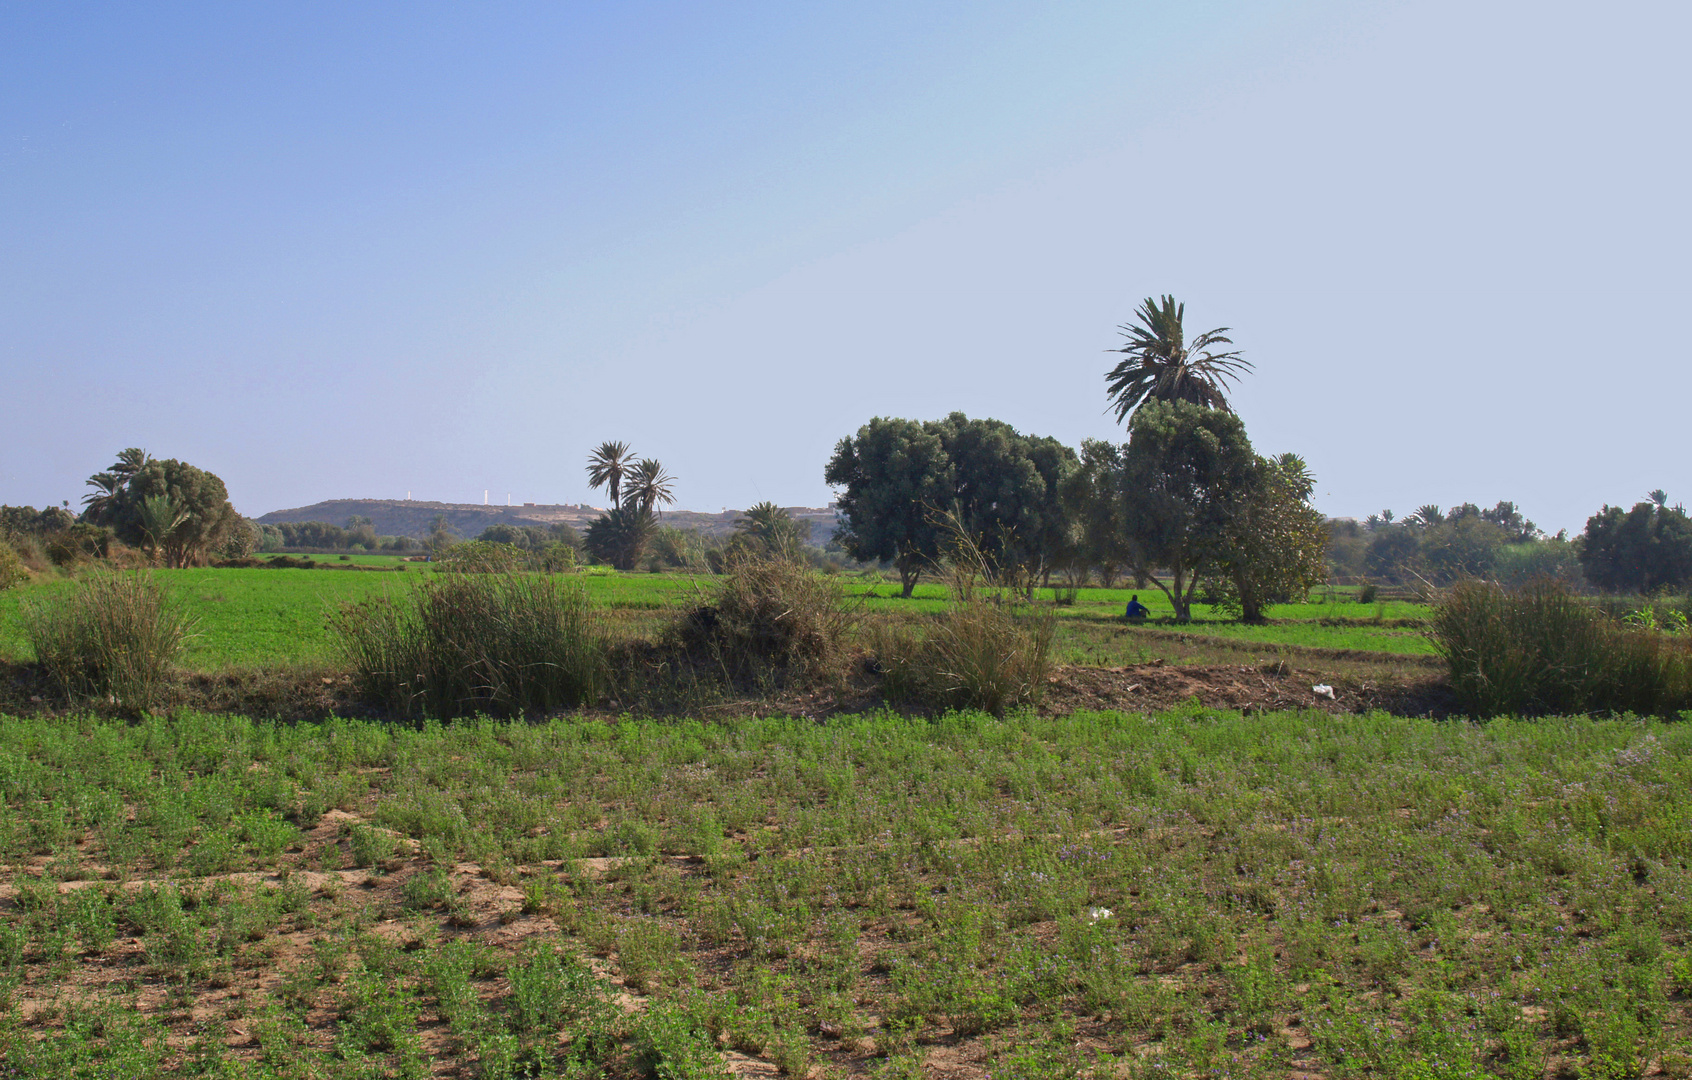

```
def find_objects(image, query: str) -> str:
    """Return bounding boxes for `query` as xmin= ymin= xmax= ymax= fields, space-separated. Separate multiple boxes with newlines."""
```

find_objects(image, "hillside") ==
xmin=256 ymin=498 xmax=838 ymax=541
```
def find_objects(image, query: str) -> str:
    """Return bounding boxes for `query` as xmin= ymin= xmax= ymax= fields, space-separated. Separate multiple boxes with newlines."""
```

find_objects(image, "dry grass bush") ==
xmin=670 ymin=554 xmax=853 ymax=684
xmin=1431 ymin=578 xmax=1692 ymax=717
xmin=21 ymin=571 xmax=197 ymax=711
xmin=331 ymin=571 xmax=606 ymax=718
xmin=870 ymin=522 xmax=1055 ymax=715
xmin=869 ymin=600 xmax=1054 ymax=716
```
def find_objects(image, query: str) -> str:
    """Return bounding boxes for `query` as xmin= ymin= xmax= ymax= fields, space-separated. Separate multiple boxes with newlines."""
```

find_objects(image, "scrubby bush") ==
xmin=45 ymin=523 xmax=112 ymax=566
xmin=21 ymin=572 xmax=197 ymax=710
xmin=331 ymin=571 xmax=606 ymax=717
xmin=1430 ymin=579 xmax=1692 ymax=717
xmin=869 ymin=599 xmax=1054 ymax=716
xmin=0 ymin=542 xmax=28 ymax=591
xmin=671 ymin=555 xmax=852 ymax=682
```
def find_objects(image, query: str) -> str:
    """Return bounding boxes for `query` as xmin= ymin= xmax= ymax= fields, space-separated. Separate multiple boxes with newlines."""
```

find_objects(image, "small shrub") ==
xmin=671 ymin=555 xmax=853 ymax=682
xmin=21 ymin=571 xmax=197 ymax=710
xmin=0 ymin=542 xmax=28 ymax=591
xmin=1358 ymin=583 xmax=1379 ymax=605
xmin=331 ymin=570 xmax=606 ymax=717
xmin=349 ymin=825 xmax=398 ymax=869
xmin=45 ymin=523 xmax=110 ymax=567
xmin=1430 ymin=579 xmax=1692 ymax=717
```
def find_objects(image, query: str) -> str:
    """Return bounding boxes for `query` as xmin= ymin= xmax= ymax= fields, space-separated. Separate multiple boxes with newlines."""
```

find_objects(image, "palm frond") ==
xmin=1105 ymin=294 xmax=1254 ymax=422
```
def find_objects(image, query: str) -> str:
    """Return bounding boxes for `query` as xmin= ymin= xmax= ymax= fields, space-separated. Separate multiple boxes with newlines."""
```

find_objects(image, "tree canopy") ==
xmin=823 ymin=417 xmax=952 ymax=596
xmin=1580 ymin=496 xmax=1692 ymax=594
xmin=1118 ymin=400 xmax=1260 ymax=621
xmin=82 ymin=450 xmax=237 ymax=567
xmin=825 ymin=413 xmax=1075 ymax=596
xmin=1212 ymin=452 xmax=1328 ymax=622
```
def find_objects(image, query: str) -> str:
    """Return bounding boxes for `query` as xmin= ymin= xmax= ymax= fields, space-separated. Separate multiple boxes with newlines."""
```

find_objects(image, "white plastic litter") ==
xmin=1088 ymin=907 xmax=1113 ymax=922
xmin=1312 ymin=684 xmax=1335 ymax=700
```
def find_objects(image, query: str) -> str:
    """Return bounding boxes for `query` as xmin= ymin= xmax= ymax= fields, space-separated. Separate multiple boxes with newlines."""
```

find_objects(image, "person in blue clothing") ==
xmin=1124 ymin=595 xmax=1150 ymax=620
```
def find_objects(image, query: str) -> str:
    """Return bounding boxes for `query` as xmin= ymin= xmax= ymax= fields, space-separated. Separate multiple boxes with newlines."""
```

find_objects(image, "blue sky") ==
xmin=2 ymin=0 xmax=1686 ymax=532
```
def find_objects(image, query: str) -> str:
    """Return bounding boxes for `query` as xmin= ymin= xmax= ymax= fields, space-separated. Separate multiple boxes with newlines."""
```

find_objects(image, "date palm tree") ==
xmin=1408 ymin=505 xmax=1445 ymax=528
xmin=585 ymin=441 xmax=635 ymax=511
xmin=81 ymin=472 xmax=122 ymax=521
xmin=623 ymin=459 xmax=677 ymax=516
xmin=1106 ymin=296 xmax=1253 ymax=423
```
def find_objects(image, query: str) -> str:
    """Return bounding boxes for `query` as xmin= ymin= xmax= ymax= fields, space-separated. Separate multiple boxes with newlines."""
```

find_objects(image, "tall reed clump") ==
xmin=670 ymin=554 xmax=853 ymax=683
xmin=22 ymin=571 xmax=197 ymax=710
xmin=1430 ymin=579 xmax=1692 ymax=717
xmin=331 ymin=571 xmax=606 ymax=718
xmin=870 ymin=600 xmax=1055 ymax=716
xmin=870 ymin=520 xmax=1055 ymax=715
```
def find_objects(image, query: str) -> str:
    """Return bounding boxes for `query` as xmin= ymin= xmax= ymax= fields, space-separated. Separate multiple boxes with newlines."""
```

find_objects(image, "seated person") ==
xmin=1124 ymin=595 xmax=1150 ymax=620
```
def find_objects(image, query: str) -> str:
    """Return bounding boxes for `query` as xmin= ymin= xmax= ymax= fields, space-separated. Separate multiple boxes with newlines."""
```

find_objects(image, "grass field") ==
xmin=0 ymin=567 xmax=1437 ymax=672
xmin=0 ymin=706 xmax=1685 ymax=1077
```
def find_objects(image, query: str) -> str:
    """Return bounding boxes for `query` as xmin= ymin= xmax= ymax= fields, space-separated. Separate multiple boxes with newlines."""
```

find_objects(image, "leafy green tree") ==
xmin=825 ymin=417 xmax=953 ymax=597
xmin=1 ymin=505 xmax=75 ymax=540
xmin=827 ymin=415 xmax=1077 ymax=595
xmin=86 ymin=455 xmax=237 ymax=568
xmin=624 ymin=459 xmax=677 ymax=515
xmin=584 ymin=506 xmax=657 ymax=571
xmin=1057 ymin=440 xmax=1135 ymax=586
xmin=1480 ymin=500 xmax=1540 ymax=543
xmin=1365 ymin=525 xmax=1421 ymax=583
xmin=1580 ymin=496 xmax=1692 ymax=593
xmin=217 ymin=518 xmax=261 ymax=559
xmin=927 ymin=413 xmax=1077 ymax=588
xmin=1119 ymin=400 xmax=1260 ymax=621
xmin=1420 ymin=513 xmax=1505 ymax=581
xmin=586 ymin=441 xmax=636 ymax=510
xmin=427 ymin=515 xmax=458 ymax=556
xmin=1213 ymin=453 xmax=1328 ymax=622
xmin=1106 ymin=296 xmax=1253 ymax=423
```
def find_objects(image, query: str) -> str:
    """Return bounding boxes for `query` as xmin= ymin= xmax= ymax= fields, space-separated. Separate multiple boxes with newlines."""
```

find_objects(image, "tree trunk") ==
xmin=898 ymin=560 xmax=920 ymax=598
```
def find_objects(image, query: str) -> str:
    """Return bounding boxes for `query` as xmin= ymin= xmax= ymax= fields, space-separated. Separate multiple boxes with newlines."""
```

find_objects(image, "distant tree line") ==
xmin=1323 ymin=491 xmax=1692 ymax=594
xmin=259 ymin=517 xmax=422 ymax=553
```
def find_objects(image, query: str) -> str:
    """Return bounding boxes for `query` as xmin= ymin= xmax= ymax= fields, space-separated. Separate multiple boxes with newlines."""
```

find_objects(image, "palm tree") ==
xmin=1408 ymin=505 xmax=1445 ymax=528
xmin=623 ymin=459 xmax=676 ymax=516
xmin=1270 ymin=453 xmax=1314 ymax=500
xmin=110 ymin=448 xmax=151 ymax=483
xmin=584 ymin=506 xmax=657 ymax=571
xmin=82 ymin=472 xmax=122 ymax=521
xmin=734 ymin=501 xmax=806 ymax=557
xmin=137 ymin=493 xmax=189 ymax=565
xmin=1105 ymin=296 xmax=1253 ymax=423
xmin=585 ymin=442 xmax=636 ymax=511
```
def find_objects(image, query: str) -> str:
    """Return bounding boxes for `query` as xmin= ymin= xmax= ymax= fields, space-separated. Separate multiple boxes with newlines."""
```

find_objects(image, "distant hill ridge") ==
xmin=257 ymin=498 xmax=838 ymax=541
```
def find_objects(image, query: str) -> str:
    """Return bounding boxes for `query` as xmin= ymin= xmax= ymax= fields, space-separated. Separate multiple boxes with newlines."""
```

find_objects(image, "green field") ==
xmin=0 ymin=566 xmax=1436 ymax=671
xmin=0 ymin=706 xmax=1684 ymax=1077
